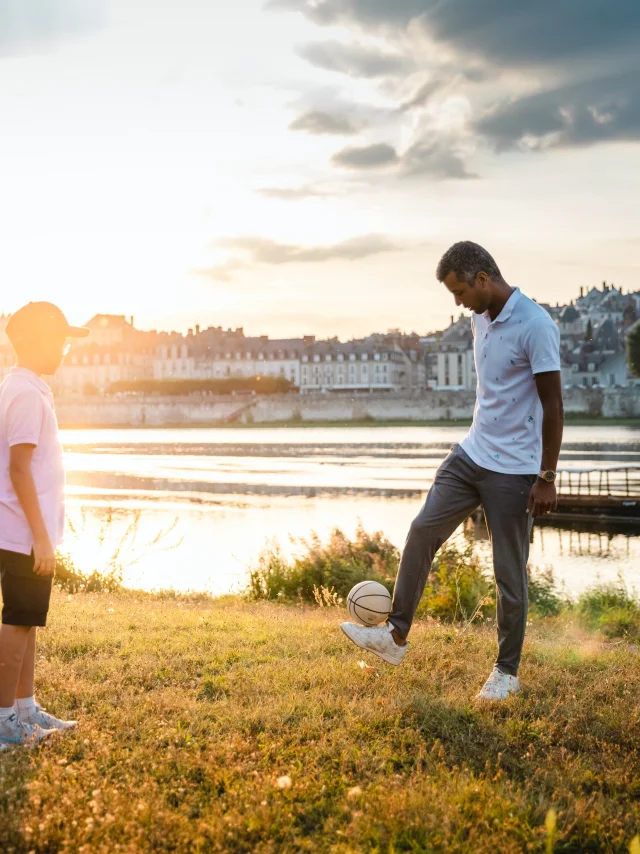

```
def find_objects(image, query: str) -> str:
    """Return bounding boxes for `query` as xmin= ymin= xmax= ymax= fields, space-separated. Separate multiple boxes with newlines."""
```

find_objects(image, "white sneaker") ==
xmin=18 ymin=704 xmax=77 ymax=732
xmin=0 ymin=712 xmax=56 ymax=747
xmin=340 ymin=622 xmax=408 ymax=665
xmin=476 ymin=666 xmax=520 ymax=700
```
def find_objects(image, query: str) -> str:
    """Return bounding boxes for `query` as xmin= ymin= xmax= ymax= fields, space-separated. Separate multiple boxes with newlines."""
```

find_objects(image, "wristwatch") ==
xmin=538 ymin=470 xmax=557 ymax=483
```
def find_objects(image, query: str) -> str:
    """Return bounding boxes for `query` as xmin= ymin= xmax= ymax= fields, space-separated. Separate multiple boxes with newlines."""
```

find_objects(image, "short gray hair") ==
xmin=436 ymin=241 xmax=501 ymax=284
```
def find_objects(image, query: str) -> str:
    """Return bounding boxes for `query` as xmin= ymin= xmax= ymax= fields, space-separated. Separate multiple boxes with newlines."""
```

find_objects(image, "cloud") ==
xmin=476 ymin=69 xmax=640 ymax=151
xmin=271 ymin=0 xmax=640 ymax=156
xmin=256 ymin=185 xmax=333 ymax=200
xmin=397 ymin=69 xmax=486 ymax=112
xmin=0 ymin=0 xmax=103 ymax=56
xmin=193 ymin=233 xmax=402 ymax=280
xmin=415 ymin=1 xmax=640 ymax=69
xmin=331 ymin=142 xmax=399 ymax=169
xmin=330 ymin=135 xmax=474 ymax=178
xmin=289 ymin=110 xmax=363 ymax=135
xmin=266 ymin=0 xmax=426 ymax=30
xmin=270 ymin=1 xmax=640 ymax=67
xmin=297 ymin=40 xmax=412 ymax=78
xmin=401 ymin=136 xmax=477 ymax=179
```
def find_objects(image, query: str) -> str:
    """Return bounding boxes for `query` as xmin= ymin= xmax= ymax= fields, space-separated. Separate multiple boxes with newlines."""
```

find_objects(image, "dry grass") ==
xmin=1 ymin=591 xmax=640 ymax=853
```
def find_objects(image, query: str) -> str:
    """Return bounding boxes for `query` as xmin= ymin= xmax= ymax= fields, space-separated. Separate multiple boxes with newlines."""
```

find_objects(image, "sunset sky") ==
xmin=1 ymin=0 xmax=639 ymax=338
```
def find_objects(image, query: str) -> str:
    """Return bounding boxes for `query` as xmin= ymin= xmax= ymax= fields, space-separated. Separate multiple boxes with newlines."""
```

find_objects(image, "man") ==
xmin=0 ymin=302 xmax=89 ymax=747
xmin=341 ymin=241 xmax=564 ymax=700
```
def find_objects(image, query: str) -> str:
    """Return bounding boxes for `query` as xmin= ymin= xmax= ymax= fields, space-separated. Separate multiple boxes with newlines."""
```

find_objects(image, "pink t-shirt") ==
xmin=0 ymin=367 xmax=65 ymax=555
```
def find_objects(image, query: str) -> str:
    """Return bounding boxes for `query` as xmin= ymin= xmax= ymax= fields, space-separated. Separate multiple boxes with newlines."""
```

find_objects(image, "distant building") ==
xmin=424 ymin=315 xmax=475 ymax=390
xmin=51 ymin=315 xmax=156 ymax=395
xmin=299 ymin=341 xmax=414 ymax=393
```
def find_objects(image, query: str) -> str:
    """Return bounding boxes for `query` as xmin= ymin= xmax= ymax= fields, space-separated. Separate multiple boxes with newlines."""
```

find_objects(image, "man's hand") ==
xmin=527 ymin=479 xmax=558 ymax=517
xmin=33 ymin=536 xmax=56 ymax=576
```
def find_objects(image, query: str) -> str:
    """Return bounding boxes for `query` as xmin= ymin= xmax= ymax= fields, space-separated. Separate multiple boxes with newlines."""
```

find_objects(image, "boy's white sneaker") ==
xmin=18 ymin=704 xmax=77 ymax=732
xmin=477 ymin=666 xmax=520 ymax=700
xmin=340 ymin=622 xmax=408 ymax=665
xmin=0 ymin=713 xmax=56 ymax=747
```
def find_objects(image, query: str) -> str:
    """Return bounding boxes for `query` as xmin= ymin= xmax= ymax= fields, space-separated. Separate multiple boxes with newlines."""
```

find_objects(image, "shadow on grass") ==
xmin=0 ymin=747 xmax=36 ymax=853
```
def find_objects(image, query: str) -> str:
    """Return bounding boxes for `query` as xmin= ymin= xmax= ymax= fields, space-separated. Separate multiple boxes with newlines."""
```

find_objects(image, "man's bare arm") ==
xmin=9 ymin=444 xmax=56 ymax=576
xmin=528 ymin=371 xmax=564 ymax=517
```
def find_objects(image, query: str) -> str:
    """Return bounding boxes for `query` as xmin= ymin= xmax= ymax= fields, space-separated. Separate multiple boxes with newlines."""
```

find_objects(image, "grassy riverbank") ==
xmin=58 ymin=415 xmax=640 ymax=430
xmin=2 ymin=590 xmax=640 ymax=853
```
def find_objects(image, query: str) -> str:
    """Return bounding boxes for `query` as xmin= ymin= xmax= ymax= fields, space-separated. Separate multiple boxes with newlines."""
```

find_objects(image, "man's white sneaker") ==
xmin=18 ymin=704 xmax=77 ymax=732
xmin=340 ymin=622 xmax=408 ymax=665
xmin=0 ymin=713 xmax=56 ymax=747
xmin=476 ymin=666 xmax=520 ymax=700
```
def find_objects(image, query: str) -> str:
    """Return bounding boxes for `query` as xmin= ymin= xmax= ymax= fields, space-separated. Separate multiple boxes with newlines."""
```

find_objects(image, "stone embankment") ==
xmin=54 ymin=386 xmax=639 ymax=428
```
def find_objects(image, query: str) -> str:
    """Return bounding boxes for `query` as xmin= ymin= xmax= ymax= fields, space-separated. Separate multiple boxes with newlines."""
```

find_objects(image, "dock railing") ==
xmin=557 ymin=465 xmax=640 ymax=498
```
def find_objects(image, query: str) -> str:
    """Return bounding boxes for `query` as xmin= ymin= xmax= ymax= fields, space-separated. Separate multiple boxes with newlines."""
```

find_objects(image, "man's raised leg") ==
xmin=341 ymin=446 xmax=481 ymax=663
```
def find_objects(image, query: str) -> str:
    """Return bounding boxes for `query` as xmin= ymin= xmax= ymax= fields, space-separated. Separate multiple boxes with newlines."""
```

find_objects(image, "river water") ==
xmin=59 ymin=425 xmax=640 ymax=596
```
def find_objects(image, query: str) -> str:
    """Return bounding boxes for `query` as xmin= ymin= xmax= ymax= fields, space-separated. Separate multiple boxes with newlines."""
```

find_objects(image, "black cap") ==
xmin=6 ymin=302 xmax=90 ymax=345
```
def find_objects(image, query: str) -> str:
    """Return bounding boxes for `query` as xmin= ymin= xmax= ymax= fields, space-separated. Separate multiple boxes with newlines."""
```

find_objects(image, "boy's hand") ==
xmin=33 ymin=537 xmax=56 ymax=576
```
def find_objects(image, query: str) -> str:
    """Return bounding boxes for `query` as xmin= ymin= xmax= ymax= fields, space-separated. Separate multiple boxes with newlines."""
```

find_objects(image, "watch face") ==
xmin=543 ymin=471 xmax=556 ymax=483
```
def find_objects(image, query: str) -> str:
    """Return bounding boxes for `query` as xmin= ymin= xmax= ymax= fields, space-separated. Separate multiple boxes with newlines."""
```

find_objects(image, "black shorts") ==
xmin=0 ymin=548 xmax=53 ymax=627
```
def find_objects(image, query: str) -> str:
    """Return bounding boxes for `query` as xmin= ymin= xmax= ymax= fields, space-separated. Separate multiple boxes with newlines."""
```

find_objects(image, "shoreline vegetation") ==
xmin=2 ymin=528 xmax=640 ymax=851
xmin=57 ymin=415 xmax=640 ymax=430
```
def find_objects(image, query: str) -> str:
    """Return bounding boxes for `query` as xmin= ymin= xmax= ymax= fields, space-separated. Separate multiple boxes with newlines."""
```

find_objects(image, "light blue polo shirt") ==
xmin=460 ymin=288 xmax=561 ymax=475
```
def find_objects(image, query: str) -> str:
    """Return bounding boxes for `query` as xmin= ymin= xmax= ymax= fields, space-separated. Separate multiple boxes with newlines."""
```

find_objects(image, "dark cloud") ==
xmin=270 ymin=1 xmax=640 ymax=68
xmin=289 ymin=110 xmax=363 ymax=135
xmin=0 ymin=0 xmax=104 ymax=56
xmin=330 ymin=137 xmax=473 ymax=179
xmin=477 ymin=69 xmax=640 ymax=151
xmin=266 ymin=0 xmax=426 ymax=30
xmin=419 ymin=0 xmax=640 ymax=68
xmin=331 ymin=142 xmax=398 ymax=169
xmin=193 ymin=234 xmax=402 ymax=280
xmin=401 ymin=137 xmax=476 ymax=179
xmin=298 ymin=40 xmax=411 ymax=78
xmin=270 ymin=0 xmax=640 ymax=156
xmin=257 ymin=185 xmax=332 ymax=200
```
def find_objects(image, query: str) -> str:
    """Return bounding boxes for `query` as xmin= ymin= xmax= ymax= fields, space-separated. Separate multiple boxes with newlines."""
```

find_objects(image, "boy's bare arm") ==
xmin=9 ymin=443 xmax=56 ymax=576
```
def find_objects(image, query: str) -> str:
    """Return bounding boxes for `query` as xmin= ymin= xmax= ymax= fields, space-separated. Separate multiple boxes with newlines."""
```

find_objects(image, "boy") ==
xmin=0 ymin=302 xmax=89 ymax=747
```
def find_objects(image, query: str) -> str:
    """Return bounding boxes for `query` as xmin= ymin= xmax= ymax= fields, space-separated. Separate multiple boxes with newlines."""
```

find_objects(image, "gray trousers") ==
xmin=389 ymin=444 xmax=536 ymax=676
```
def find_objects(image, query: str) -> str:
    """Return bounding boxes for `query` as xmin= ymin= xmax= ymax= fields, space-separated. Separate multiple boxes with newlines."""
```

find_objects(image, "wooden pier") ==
xmin=469 ymin=465 xmax=640 ymax=528
xmin=542 ymin=465 xmax=640 ymax=525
